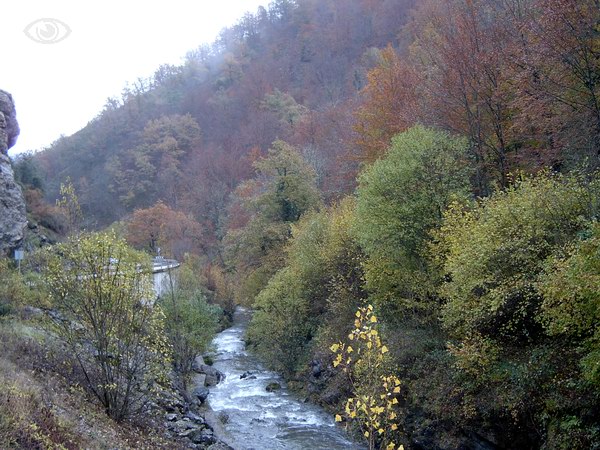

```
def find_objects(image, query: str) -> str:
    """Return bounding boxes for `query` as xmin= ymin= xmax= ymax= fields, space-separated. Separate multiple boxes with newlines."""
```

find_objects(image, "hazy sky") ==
xmin=2 ymin=0 xmax=267 ymax=156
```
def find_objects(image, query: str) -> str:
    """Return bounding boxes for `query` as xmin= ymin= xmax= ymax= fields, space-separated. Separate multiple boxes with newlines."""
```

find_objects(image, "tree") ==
xmin=43 ymin=232 xmax=170 ymax=421
xmin=126 ymin=201 xmax=204 ymax=259
xmin=108 ymin=114 xmax=202 ymax=209
xmin=353 ymin=126 xmax=471 ymax=320
xmin=225 ymin=140 xmax=321 ymax=303
xmin=513 ymin=0 xmax=600 ymax=170
xmin=538 ymin=222 xmax=600 ymax=387
xmin=354 ymin=45 xmax=420 ymax=162
xmin=331 ymin=305 xmax=402 ymax=450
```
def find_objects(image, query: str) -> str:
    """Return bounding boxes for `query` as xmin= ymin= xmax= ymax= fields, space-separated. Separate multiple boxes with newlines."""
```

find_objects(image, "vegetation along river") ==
xmin=205 ymin=307 xmax=364 ymax=450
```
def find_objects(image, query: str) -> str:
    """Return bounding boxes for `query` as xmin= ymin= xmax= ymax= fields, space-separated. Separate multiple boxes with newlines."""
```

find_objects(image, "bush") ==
xmin=159 ymin=257 xmax=221 ymax=383
xmin=43 ymin=231 xmax=171 ymax=421
xmin=436 ymin=173 xmax=600 ymax=448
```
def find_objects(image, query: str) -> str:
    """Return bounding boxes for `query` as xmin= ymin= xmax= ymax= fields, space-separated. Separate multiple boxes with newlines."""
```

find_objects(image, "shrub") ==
xmin=43 ymin=231 xmax=171 ymax=421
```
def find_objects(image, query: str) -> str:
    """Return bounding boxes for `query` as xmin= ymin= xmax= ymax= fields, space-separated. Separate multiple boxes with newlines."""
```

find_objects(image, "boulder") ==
xmin=193 ymin=386 xmax=210 ymax=404
xmin=192 ymin=355 xmax=205 ymax=372
xmin=189 ymin=428 xmax=216 ymax=445
xmin=266 ymin=382 xmax=281 ymax=392
xmin=201 ymin=365 xmax=224 ymax=386
xmin=185 ymin=411 xmax=205 ymax=424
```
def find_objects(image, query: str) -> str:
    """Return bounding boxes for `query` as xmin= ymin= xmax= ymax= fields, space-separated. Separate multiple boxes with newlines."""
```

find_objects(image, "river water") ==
xmin=206 ymin=307 xmax=364 ymax=450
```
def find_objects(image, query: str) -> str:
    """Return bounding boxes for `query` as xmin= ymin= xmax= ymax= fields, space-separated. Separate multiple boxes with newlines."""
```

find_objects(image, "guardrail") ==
xmin=152 ymin=257 xmax=180 ymax=273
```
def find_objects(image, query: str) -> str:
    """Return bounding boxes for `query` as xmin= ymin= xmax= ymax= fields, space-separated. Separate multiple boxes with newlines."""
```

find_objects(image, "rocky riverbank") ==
xmin=160 ymin=355 xmax=232 ymax=450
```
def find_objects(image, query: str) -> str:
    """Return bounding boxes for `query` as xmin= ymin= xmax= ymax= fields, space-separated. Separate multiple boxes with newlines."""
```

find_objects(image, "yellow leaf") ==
xmin=330 ymin=343 xmax=340 ymax=352
xmin=381 ymin=345 xmax=389 ymax=354
xmin=364 ymin=431 xmax=370 ymax=438
xmin=386 ymin=443 xmax=395 ymax=450
xmin=378 ymin=428 xmax=384 ymax=435
xmin=348 ymin=333 xmax=354 ymax=340
xmin=356 ymin=310 xmax=361 ymax=318
xmin=391 ymin=423 xmax=398 ymax=431
xmin=347 ymin=346 xmax=353 ymax=353
xmin=393 ymin=386 xmax=400 ymax=393
xmin=335 ymin=414 xmax=342 ymax=422
xmin=367 ymin=342 xmax=373 ymax=349
xmin=350 ymin=411 xmax=357 ymax=418
xmin=392 ymin=398 xmax=398 ymax=404
xmin=370 ymin=315 xmax=377 ymax=323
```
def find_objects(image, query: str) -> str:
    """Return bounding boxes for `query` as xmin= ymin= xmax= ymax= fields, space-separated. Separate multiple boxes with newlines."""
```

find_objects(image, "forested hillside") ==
xmin=11 ymin=0 xmax=600 ymax=449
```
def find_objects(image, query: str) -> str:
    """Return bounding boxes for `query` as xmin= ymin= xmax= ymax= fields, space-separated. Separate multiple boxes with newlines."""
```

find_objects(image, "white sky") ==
xmin=2 ymin=0 xmax=267 ymax=156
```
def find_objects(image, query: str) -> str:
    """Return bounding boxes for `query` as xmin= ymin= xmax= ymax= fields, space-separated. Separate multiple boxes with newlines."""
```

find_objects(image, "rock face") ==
xmin=0 ymin=89 xmax=26 ymax=256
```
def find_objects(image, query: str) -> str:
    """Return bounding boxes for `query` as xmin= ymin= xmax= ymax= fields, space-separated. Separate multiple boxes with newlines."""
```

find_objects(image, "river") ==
xmin=205 ymin=307 xmax=365 ymax=450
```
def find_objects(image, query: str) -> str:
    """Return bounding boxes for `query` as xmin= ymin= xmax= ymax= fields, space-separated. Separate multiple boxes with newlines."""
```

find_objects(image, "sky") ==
xmin=2 ymin=0 xmax=267 ymax=157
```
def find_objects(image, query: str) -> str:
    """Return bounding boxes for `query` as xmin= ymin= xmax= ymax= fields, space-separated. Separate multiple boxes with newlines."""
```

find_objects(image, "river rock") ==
xmin=0 ymin=90 xmax=26 ymax=257
xmin=173 ymin=419 xmax=199 ymax=432
xmin=266 ymin=382 xmax=281 ymax=392
xmin=165 ymin=413 xmax=179 ymax=422
xmin=192 ymin=355 xmax=205 ymax=372
xmin=207 ymin=443 xmax=235 ymax=450
xmin=193 ymin=386 xmax=210 ymax=403
xmin=189 ymin=428 xmax=216 ymax=445
xmin=217 ymin=412 xmax=229 ymax=424
xmin=201 ymin=365 xmax=224 ymax=386
xmin=185 ymin=411 xmax=205 ymax=424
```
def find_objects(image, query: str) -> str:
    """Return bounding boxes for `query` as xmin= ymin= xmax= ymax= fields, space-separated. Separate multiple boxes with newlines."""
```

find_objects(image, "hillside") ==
xmin=28 ymin=0 xmax=414 ymax=238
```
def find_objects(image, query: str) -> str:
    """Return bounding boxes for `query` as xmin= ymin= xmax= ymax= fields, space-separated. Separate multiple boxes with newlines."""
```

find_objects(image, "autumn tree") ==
xmin=126 ymin=201 xmax=204 ymax=260
xmin=108 ymin=114 xmax=202 ymax=209
xmin=354 ymin=45 xmax=420 ymax=162
xmin=512 ymin=0 xmax=600 ymax=170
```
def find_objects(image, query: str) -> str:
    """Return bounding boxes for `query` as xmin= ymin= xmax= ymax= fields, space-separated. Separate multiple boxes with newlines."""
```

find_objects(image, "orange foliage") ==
xmin=126 ymin=201 xmax=204 ymax=259
xmin=354 ymin=45 xmax=420 ymax=162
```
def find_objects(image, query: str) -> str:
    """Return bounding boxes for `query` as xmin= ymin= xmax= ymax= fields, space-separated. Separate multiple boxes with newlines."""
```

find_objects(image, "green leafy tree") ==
xmin=225 ymin=140 xmax=321 ymax=304
xmin=247 ymin=199 xmax=366 ymax=377
xmin=246 ymin=267 xmax=311 ymax=376
xmin=160 ymin=257 xmax=221 ymax=385
xmin=438 ymin=174 xmax=598 ymax=343
xmin=353 ymin=125 xmax=471 ymax=320
xmin=43 ymin=232 xmax=170 ymax=421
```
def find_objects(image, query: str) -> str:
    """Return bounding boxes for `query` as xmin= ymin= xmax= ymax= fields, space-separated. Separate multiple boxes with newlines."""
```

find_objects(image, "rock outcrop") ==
xmin=0 ymin=89 xmax=26 ymax=256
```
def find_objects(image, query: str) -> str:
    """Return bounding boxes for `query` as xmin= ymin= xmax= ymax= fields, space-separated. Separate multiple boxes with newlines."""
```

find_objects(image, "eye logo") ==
xmin=24 ymin=18 xmax=71 ymax=44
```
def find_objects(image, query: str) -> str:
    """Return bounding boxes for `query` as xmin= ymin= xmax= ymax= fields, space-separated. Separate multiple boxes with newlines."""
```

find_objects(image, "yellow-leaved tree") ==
xmin=331 ymin=304 xmax=403 ymax=450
